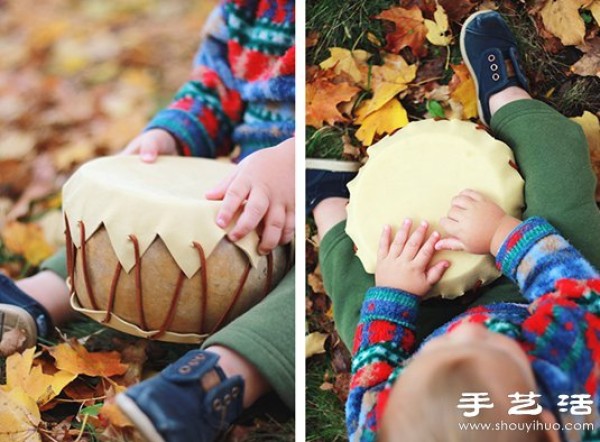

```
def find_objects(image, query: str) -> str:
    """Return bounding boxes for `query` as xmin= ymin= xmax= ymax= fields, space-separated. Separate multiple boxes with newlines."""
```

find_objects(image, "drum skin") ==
xmin=68 ymin=222 xmax=289 ymax=343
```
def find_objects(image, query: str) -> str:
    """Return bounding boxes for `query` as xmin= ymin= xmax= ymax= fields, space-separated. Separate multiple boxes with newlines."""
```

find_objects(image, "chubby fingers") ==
xmin=377 ymin=225 xmax=393 ymax=261
xmin=213 ymin=175 xmax=251 ymax=230
xmin=258 ymin=204 xmax=285 ymax=255
xmin=389 ymin=219 xmax=412 ymax=258
xmin=280 ymin=211 xmax=295 ymax=245
xmin=401 ymin=220 xmax=429 ymax=260
xmin=435 ymin=237 xmax=465 ymax=251
xmin=228 ymin=186 xmax=269 ymax=242
xmin=426 ymin=260 xmax=451 ymax=285
xmin=413 ymin=230 xmax=441 ymax=268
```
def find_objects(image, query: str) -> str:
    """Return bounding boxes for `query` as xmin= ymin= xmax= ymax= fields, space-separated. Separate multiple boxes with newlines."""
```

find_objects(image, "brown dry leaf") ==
xmin=425 ymin=2 xmax=453 ymax=46
xmin=306 ymin=332 xmax=329 ymax=358
xmin=0 ymin=328 xmax=28 ymax=358
xmin=571 ymin=38 xmax=600 ymax=77
xmin=0 ymin=388 xmax=41 ymax=442
xmin=539 ymin=0 xmax=589 ymax=46
xmin=439 ymin=0 xmax=478 ymax=22
xmin=376 ymin=6 xmax=429 ymax=57
xmin=306 ymin=78 xmax=360 ymax=128
xmin=307 ymin=31 xmax=320 ymax=48
xmin=319 ymin=48 xmax=371 ymax=84
xmin=355 ymin=98 xmax=409 ymax=146
xmin=1 ymin=221 xmax=55 ymax=266
xmin=307 ymin=268 xmax=325 ymax=295
xmin=4 ymin=347 xmax=77 ymax=406
xmin=49 ymin=340 xmax=129 ymax=378
xmin=342 ymin=134 xmax=361 ymax=160
xmin=449 ymin=64 xmax=478 ymax=120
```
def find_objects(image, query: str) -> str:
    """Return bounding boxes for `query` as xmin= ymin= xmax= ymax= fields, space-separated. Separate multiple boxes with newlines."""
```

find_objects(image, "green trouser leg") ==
xmin=203 ymin=268 xmax=295 ymax=410
xmin=42 ymin=248 xmax=295 ymax=409
xmin=320 ymin=99 xmax=600 ymax=350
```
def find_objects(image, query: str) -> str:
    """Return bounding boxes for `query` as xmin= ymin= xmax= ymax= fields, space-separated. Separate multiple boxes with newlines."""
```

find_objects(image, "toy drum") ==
xmin=63 ymin=156 xmax=291 ymax=344
xmin=347 ymin=119 xmax=524 ymax=299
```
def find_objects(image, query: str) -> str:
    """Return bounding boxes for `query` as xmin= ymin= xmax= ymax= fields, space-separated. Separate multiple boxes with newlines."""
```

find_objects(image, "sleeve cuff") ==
xmin=360 ymin=287 xmax=420 ymax=330
xmin=495 ymin=217 xmax=559 ymax=280
xmin=145 ymin=109 xmax=216 ymax=158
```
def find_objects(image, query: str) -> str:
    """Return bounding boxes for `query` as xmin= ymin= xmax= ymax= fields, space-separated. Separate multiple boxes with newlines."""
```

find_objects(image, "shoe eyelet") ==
xmin=490 ymin=63 xmax=498 ymax=72
xmin=487 ymin=54 xmax=496 ymax=62
xmin=492 ymin=73 xmax=500 ymax=81
xmin=232 ymin=387 xmax=240 ymax=398
xmin=224 ymin=394 xmax=232 ymax=405
xmin=213 ymin=398 xmax=222 ymax=411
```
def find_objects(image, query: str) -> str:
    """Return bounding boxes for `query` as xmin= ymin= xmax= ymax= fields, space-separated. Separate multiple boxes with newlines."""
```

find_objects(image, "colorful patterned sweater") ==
xmin=146 ymin=0 xmax=295 ymax=160
xmin=347 ymin=217 xmax=600 ymax=442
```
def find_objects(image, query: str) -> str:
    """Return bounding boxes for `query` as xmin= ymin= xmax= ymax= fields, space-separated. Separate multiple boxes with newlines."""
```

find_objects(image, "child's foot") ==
xmin=460 ymin=10 xmax=529 ymax=126
xmin=116 ymin=350 xmax=244 ymax=442
xmin=306 ymin=158 xmax=360 ymax=215
xmin=0 ymin=274 xmax=52 ymax=355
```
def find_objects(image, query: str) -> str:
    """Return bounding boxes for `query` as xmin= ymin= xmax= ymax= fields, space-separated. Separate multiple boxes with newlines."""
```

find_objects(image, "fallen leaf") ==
xmin=439 ymin=0 xmax=478 ymax=21
xmin=307 ymin=267 xmax=325 ymax=295
xmin=355 ymin=98 xmax=409 ymax=146
xmin=571 ymin=110 xmax=600 ymax=152
xmin=49 ymin=340 xmax=129 ymax=378
xmin=449 ymin=64 xmax=478 ymax=120
xmin=588 ymin=0 xmax=600 ymax=23
xmin=306 ymin=77 xmax=360 ymax=128
xmin=306 ymin=332 xmax=329 ymax=358
xmin=376 ymin=6 xmax=428 ymax=57
xmin=0 ymin=388 xmax=41 ymax=442
xmin=425 ymin=2 xmax=453 ymax=46
xmin=319 ymin=48 xmax=371 ymax=84
xmin=539 ymin=0 xmax=588 ymax=46
xmin=571 ymin=38 xmax=600 ymax=77
xmin=0 ymin=328 xmax=28 ymax=358
xmin=0 ymin=131 xmax=36 ymax=161
xmin=1 ymin=221 xmax=55 ymax=266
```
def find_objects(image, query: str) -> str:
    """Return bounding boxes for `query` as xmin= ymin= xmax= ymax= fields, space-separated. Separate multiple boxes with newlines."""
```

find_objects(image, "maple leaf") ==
xmin=319 ymin=48 xmax=371 ymax=84
xmin=3 ymin=347 xmax=77 ymax=406
xmin=439 ymin=0 xmax=477 ymax=22
xmin=306 ymin=77 xmax=360 ymax=128
xmin=49 ymin=340 xmax=129 ymax=378
xmin=376 ymin=5 xmax=429 ymax=57
xmin=539 ymin=0 xmax=589 ymax=46
xmin=355 ymin=98 xmax=409 ymax=146
xmin=1 ymin=221 xmax=55 ymax=266
xmin=449 ymin=64 xmax=478 ymax=120
xmin=425 ymin=2 xmax=453 ymax=46
xmin=0 ymin=388 xmax=41 ymax=442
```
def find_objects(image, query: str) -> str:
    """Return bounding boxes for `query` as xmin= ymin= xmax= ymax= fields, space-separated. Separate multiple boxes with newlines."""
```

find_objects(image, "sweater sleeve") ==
xmin=145 ymin=5 xmax=243 ymax=158
xmin=346 ymin=287 xmax=420 ymax=442
xmin=496 ymin=217 xmax=600 ymax=394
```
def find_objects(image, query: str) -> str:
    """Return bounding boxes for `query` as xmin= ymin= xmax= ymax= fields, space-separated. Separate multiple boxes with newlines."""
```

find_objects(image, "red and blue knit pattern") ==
xmin=346 ymin=218 xmax=600 ymax=442
xmin=146 ymin=0 xmax=294 ymax=160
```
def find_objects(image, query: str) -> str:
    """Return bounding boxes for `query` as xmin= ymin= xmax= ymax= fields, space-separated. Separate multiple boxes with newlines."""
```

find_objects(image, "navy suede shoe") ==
xmin=306 ymin=159 xmax=360 ymax=215
xmin=117 ymin=350 xmax=244 ymax=442
xmin=460 ymin=10 xmax=529 ymax=126
xmin=0 ymin=274 xmax=52 ymax=355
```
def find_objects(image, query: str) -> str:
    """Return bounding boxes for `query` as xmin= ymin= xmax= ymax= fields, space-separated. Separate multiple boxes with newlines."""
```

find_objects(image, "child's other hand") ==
xmin=436 ymin=189 xmax=520 ymax=255
xmin=120 ymin=129 xmax=178 ymax=162
xmin=205 ymin=138 xmax=295 ymax=255
xmin=375 ymin=220 xmax=450 ymax=296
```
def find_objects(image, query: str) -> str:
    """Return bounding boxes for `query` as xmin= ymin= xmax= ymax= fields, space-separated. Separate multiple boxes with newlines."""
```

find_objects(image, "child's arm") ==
xmin=347 ymin=221 xmax=449 ymax=441
xmin=122 ymin=6 xmax=242 ymax=161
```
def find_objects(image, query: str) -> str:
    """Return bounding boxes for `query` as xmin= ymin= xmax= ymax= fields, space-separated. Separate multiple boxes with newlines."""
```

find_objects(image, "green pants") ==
xmin=320 ymin=99 xmax=600 ymax=349
xmin=42 ymin=253 xmax=295 ymax=409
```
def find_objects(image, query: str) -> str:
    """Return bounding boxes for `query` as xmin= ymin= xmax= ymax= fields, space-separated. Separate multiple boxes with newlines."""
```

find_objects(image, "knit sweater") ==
xmin=146 ymin=0 xmax=295 ymax=160
xmin=347 ymin=217 xmax=600 ymax=442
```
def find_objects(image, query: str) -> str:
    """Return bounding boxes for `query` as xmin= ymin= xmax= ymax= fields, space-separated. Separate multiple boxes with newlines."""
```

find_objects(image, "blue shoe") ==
xmin=306 ymin=159 xmax=360 ymax=215
xmin=460 ymin=10 xmax=529 ymax=126
xmin=116 ymin=350 xmax=244 ymax=442
xmin=0 ymin=274 xmax=52 ymax=355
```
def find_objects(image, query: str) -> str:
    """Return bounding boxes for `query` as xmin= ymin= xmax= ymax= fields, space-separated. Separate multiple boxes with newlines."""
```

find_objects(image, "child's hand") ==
xmin=375 ymin=220 xmax=450 ymax=296
xmin=120 ymin=129 xmax=178 ymax=162
xmin=205 ymin=138 xmax=295 ymax=255
xmin=436 ymin=189 xmax=520 ymax=255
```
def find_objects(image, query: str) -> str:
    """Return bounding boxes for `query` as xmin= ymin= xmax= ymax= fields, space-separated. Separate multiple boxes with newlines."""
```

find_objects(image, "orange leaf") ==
xmin=449 ymin=64 xmax=478 ymax=120
xmin=49 ymin=341 xmax=128 ymax=378
xmin=306 ymin=78 xmax=360 ymax=128
xmin=376 ymin=5 xmax=428 ymax=57
xmin=1 ymin=221 xmax=55 ymax=266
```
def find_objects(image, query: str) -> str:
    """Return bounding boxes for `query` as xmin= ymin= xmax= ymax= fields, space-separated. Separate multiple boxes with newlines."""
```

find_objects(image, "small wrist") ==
xmin=490 ymin=215 xmax=521 ymax=256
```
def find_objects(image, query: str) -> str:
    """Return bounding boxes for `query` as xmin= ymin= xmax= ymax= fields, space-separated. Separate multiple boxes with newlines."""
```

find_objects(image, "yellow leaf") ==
xmin=1 ymin=221 xmax=55 ymax=266
xmin=355 ymin=99 xmax=409 ymax=146
xmin=425 ymin=2 xmax=452 ymax=46
xmin=359 ymin=82 xmax=409 ymax=117
xmin=4 ymin=347 xmax=77 ymax=406
xmin=588 ymin=0 xmax=600 ymax=24
xmin=0 ymin=388 xmax=41 ymax=442
xmin=450 ymin=65 xmax=478 ymax=120
xmin=571 ymin=111 xmax=600 ymax=152
xmin=540 ymin=0 xmax=588 ymax=46
xmin=305 ymin=332 xmax=329 ymax=358
xmin=319 ymin=48 xmax=371 ymax=84
xmin=49 ymin=341 xmax=129 ymax=378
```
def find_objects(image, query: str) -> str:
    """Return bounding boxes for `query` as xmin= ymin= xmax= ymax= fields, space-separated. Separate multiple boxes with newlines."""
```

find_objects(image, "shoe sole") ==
xmin=306 ymin=158 xmax=361 ymax=172
xmin=459 ymin=10 xmax=490 ymax=127
xmin=116 ymin=394 xmax=166 ymax=442
xmin=0 ymin=304 xmax=37 ymax=351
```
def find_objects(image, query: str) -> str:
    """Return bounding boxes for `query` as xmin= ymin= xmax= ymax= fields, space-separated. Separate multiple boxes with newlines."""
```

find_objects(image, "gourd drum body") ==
xmin=346 ymin=119 xmax=525 ymax=299
xmin=63 ymin=156 xmax=289 ymax=343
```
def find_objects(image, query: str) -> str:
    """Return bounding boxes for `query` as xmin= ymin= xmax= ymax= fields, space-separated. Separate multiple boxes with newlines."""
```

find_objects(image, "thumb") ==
xmin=434 ymin=238 xmax=465 ymax=251
xmin=426 ymin=261 xmax=450 ymax=285
xmin=205 ymin=173 xmax=236 ymax=201
xmin=140 ymin=142 xmax=159 ymax=163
